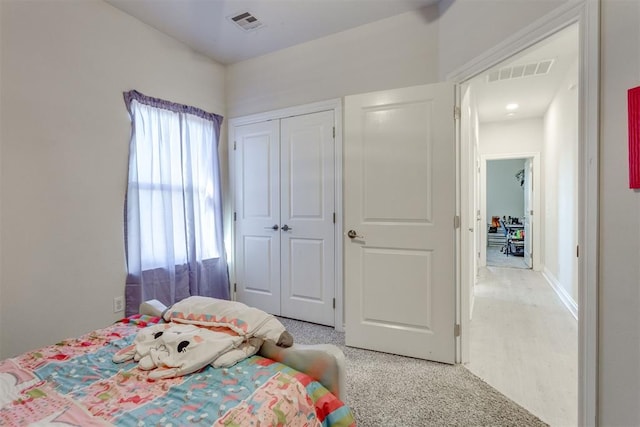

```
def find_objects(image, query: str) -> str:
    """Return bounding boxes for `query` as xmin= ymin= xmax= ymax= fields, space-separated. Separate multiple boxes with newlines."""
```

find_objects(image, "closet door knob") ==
xmin=281 ymin=224 xmax=292 ymax=231
xmin=264 ymin=224 xmax=279 ymax=230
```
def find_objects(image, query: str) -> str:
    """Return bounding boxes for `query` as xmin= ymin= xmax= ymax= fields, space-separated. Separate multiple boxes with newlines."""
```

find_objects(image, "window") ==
xmin=123 ymin=91 xmax=229 ymax=315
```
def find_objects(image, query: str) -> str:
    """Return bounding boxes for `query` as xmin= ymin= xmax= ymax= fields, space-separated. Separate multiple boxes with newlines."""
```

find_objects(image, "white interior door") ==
xmin=344 ymin=83 xmax=456 ymax=364
xmin=234 ymin=120 xmax=281 ymax=314
xmin=280 ymin=111 xmax=335 ymax=326
xmin=524 ymin=158 xmax=533 ymax=268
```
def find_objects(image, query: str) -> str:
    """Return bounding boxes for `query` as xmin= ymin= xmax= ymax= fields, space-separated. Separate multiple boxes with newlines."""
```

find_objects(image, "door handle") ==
xmin=264 ymin=224 xmax=279 ymax=230
xmin=347 ymin=229 xmax=364 ymax=239
xmin=281 ymin=224 xmax=292 ymax=231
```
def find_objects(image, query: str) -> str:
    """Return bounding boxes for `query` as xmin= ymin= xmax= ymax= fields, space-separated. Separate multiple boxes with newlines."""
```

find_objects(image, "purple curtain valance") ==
xmin=123 ymin=90 xmax=223 ymax=128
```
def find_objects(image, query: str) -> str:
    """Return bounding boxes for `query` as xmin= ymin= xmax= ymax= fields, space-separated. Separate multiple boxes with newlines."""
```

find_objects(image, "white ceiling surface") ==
xmin=105 ymin=0 xmax=438 ymax=65
xmin=469 ymin=24 xmax=579 ymax=124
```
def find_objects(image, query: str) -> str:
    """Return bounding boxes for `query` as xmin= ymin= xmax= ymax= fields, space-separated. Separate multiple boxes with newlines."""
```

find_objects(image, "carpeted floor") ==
xmin=278 ymin=317 xmax=548 ymax=427
xmin=486 ymin=245 xmax=529 ymax=269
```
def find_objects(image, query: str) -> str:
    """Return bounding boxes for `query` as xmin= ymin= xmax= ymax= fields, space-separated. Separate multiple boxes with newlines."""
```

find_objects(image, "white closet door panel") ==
xmin=280 ymin=111 xmax=335 ymax=326
xmin=288 ymin=238 xmax=324 ymax=299
xmin=234 ymin=121 xmax=281 ymax=315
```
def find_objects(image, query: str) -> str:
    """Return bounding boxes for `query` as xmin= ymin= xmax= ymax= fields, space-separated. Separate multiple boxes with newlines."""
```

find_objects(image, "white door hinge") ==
xmin=454 ymin=106 xmax=461 ymax=120
xmin=332 ymin=298 xmax=336 ymax=309
xmin=233 ymin=141 xmax=237 ymax=150
xmin=454 ymin=215 xmax=461 ymax=229
xmin=454 ymin=324 xmax=461 ymax=337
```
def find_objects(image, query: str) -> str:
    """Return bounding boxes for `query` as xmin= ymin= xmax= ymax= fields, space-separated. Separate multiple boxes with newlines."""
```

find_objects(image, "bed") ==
xmin=0 ymin=298 xmax=354 ymax=426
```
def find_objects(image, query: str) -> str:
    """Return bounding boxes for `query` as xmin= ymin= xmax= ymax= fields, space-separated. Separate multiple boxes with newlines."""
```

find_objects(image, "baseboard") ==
xmin=541 ymin=267 xmax=578 ymax=320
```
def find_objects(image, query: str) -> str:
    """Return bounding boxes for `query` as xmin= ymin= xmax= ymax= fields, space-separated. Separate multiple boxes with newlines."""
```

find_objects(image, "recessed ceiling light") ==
xmin=506 ymin=103 xmax=519 ymax=111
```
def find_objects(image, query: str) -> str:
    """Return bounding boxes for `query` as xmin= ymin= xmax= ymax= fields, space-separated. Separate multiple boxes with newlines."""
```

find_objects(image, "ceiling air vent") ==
xmin=229 ymin=12 xmax=264 ymax=32
xmin=487 ymin=59 xmax=555 ymax=83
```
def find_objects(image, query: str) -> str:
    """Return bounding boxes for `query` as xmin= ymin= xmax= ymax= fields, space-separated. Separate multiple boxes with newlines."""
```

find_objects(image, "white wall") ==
xmin=436 ymin=0 xmax=565 ymax=79
xmin=543 ymin=59 xmax=579 ymax=303
xmin=479 ymin=118 xmax=544 ymax=155
xmin=486 ymin=159 xmax=526 ymax=221
xmin=226 ymin=7 xmax=440 ymax=118
xmin=599 ymin=1 xmax=640 ymax=424
xmin=0 ymin=0 xmax=226 ymax=358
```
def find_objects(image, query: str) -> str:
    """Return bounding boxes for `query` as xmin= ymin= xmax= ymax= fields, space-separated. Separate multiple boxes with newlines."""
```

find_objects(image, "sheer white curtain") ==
xmin=124 ymin=91 xmax=229 ymax=316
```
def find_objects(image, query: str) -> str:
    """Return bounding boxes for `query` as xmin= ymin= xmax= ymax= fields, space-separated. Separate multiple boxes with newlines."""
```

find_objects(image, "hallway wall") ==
xmin=479 ymin=119 xmax=543 ymax=155
xmin=543 ymin=58 xmax=579 ymax=304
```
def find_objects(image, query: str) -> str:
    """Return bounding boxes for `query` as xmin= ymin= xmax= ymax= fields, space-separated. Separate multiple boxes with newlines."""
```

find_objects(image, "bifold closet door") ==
xmin=280 ymin=111 xmax=335 ymax=326
xmin=234 ymin=111 xmax=335 ymax=326
xmin=234 ymin=120 xmax=281 ymax=314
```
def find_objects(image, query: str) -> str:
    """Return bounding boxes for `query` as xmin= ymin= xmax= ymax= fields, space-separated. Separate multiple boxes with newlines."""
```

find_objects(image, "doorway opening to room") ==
xmin=460 ymin=22 xmax=580 ymax=426
xmin=485 ymin=157 xmax=533 ymax=270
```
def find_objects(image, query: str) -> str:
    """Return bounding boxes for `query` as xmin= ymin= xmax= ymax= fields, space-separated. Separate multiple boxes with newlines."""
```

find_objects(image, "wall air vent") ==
xmin=229 ymin=11 xmax=264 ymax=32
xmin=487 ymin=59 xmax=554 ymax=83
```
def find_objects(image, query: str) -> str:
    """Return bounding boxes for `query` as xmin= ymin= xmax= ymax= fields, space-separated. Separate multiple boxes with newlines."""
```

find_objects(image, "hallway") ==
xmin=466 ymin=266 xmax=577 ymax=426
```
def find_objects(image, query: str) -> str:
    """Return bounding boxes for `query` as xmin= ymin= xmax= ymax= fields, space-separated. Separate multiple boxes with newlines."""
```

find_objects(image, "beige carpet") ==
xmin=279 ymin=317 xmax=548 ymax=427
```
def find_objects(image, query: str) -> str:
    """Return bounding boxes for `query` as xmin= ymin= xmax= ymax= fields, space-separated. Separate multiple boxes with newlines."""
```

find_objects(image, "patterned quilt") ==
xmin=0 ymin=315 xmax=355 ymax=426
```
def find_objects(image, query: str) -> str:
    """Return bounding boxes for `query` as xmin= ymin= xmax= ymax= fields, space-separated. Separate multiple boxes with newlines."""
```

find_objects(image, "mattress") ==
xmin=0 ymin=315 xmax=355 ymax=426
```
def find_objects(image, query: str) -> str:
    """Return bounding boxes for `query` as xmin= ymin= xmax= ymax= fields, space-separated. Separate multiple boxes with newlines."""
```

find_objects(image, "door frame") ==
xmin=227 ymin=98 xmax=344 ymax=332
xmin=448 ymin=1 xmax=599 ymax=426
xmin=479 ymin=153 xmax=541 ymax=271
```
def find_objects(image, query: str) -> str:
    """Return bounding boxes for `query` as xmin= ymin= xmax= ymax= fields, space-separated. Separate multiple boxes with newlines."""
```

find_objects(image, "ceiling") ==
xmin=105 ymin=0 xmax=577 ymax=124
xmin=468 ymin=23 xmax=579 ymax=123
xmin=105 ymin=0 xmax=438 ymax=65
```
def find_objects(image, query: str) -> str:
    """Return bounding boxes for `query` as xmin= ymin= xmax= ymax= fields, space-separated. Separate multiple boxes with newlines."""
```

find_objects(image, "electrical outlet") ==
xmin=113 ymin=296 xmax=124 ymax=313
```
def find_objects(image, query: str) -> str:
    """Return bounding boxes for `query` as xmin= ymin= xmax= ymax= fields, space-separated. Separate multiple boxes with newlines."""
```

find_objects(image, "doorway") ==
xmin=485 ymin=158 xmax=532 ymax=269
xmin=461 ymin=23 xmax=580 ymax=425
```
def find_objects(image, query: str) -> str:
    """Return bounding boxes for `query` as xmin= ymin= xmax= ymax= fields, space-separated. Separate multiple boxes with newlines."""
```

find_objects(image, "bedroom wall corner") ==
xmin=0 ymin=0 xmax=225 ymax=358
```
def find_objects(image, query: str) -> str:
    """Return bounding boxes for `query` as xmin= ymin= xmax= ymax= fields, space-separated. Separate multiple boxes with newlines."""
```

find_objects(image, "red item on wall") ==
xmin=628 ymin=86 xmax=640 ymax=189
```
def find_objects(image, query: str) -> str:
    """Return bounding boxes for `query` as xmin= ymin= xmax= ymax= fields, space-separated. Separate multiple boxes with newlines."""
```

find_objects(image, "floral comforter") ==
xmin=0 ymin=315 xmax=355 ymax=426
